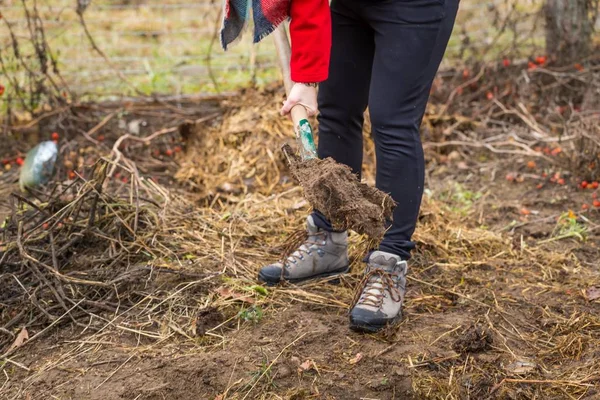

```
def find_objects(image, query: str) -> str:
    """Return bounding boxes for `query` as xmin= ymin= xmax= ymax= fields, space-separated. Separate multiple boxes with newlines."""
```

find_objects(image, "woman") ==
xmin=259 ymin=0 xmax=460 ymax=333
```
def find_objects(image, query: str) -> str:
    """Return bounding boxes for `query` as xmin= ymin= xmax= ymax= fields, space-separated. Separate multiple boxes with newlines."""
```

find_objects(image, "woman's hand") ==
xmin=281 ymin=83 xmax=318 ymax=117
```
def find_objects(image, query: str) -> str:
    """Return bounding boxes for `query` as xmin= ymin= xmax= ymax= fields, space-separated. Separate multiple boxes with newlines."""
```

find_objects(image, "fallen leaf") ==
xmin=8 ymin=327 xmax=29 ymax=353
xmin=349 ymin=353 xmax=363 ymax=365
xmin=585 ymin=286 xmax=600 ymax=301
xmin=505 ymin=359 xmax=537 ymax=376
xmin=298 ymin=359 xmax=316 ymax=372
xmin=215 ymin=287 xmax=255 ymax=304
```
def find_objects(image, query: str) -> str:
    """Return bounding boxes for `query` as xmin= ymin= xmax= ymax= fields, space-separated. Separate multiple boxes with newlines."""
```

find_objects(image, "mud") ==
xmin=284 ymin=145 xmax=395 ymax=239
xmin=452 ymin=324 xmax=494 ymax=354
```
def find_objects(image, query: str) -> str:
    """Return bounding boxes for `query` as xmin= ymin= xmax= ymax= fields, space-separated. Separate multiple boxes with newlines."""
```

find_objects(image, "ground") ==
xmin=1 ymin=79 xmax=600 ymax=400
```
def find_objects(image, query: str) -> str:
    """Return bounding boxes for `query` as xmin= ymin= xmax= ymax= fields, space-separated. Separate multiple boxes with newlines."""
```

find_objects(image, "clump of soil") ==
xmin=284 ymin=145 xmax=395 ymax=239
xmin=452 ymin=324 xmax=493 ymax=354
xmin=195 ymin=307 xmax=224 ymax=336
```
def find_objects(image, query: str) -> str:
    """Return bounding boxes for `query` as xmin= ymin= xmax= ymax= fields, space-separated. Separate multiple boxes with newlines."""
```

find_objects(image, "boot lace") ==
xmin=279 ymin=228 xmax=327 ymax=278
xmin=351 ymin=268 xmax=402 ymax=309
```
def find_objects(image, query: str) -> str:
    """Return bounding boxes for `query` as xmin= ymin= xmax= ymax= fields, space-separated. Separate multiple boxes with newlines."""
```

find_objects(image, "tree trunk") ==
xmin=544 ymin=0 xmax=595 ymax=65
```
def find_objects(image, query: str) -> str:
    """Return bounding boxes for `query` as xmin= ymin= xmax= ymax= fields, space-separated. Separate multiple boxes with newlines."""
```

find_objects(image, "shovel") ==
xmin=272 ymin=26 xmax=396 ymax=240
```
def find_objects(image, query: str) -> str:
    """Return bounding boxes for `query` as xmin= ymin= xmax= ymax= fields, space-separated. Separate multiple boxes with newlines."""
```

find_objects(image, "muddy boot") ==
xmin=349 ymin=251 xmax=408 ymax=332
xmin=258 ymin=216 xmax=349 ymax=285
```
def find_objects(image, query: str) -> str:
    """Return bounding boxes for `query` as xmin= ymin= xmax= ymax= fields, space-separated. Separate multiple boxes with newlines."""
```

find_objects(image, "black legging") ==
xmin=311 ymin=0 xmax=459 ymax=260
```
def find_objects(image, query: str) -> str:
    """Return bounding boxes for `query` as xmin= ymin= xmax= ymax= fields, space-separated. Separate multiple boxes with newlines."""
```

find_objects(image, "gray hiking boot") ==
xmin=349 ymin=251 xmax=408 ymax=332
xmin=258 ymin=216 xmax=349 ymax=285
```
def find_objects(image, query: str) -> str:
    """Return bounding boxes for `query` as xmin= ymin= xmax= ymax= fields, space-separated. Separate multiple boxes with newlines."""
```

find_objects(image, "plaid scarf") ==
xmin=221 ymin=0 xmax=290 ymax=49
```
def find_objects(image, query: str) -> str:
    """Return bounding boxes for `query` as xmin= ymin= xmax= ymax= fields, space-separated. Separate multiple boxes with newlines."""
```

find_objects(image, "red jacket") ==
xmin=289 ymin=0 xmax=331 ymax=83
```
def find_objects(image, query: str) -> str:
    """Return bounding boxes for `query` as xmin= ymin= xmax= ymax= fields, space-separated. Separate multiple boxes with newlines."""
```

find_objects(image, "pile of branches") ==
xmin=0 ymin=158 xmax=213 ymax=357
xmin=422 ymin=53 xmax=600 ymax=181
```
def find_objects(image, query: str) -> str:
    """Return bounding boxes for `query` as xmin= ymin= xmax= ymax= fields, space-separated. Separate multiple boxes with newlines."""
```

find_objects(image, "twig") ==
xmin=206 ymin=9 xmax=223 ymax=93
xmin=491 ymin=377 xmax=594 ymax=394
xmin=81 ymin=112 xmax=115 ymax=145
xmin=0 ymin=300 xmax=83 ymax=361
xmin=77 ymin=12 xmax=148 ymax=98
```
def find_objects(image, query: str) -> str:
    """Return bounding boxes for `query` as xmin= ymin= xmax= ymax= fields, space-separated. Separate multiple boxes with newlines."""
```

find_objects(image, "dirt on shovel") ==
xmin=283 ymin=145 xmax=395 ymax=239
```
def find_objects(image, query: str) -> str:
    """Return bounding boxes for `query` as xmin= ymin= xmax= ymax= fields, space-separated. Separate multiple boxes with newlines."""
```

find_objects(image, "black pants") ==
xmin=312 ymin=0 xmax=459 ymax=260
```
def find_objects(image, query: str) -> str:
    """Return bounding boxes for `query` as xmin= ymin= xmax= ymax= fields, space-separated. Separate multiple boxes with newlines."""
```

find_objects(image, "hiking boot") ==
xmin=349 ymin=251 xmax=408 ymax=332
xmin=258 ymin=216 xmax=349 ymax=285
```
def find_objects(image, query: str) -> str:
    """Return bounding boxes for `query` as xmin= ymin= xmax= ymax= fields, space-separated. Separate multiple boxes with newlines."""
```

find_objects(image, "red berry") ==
xmin=541 ymin=172 xmax=548 ymax=178
xmin=593 ymin=200 xmax=600 ymax=208
xmin=42 ymin=222 xmax=49 ymax=229
xmin=97 ymin=134 xmax=105 ymax=142
xmin=486 ymin=91 xmax=494 ymax=100
xmin=15 ymin=157 xmax=24 ymax=166
xmin=0 ymin=84 xmax=5 ymax=96
xmin=581 ymin=181 xmax=589 ymax=189
xmin=502 ymin=58 xmax=510 ymax=67
xmin=557 ymin=178 xmax=565 ymax=185
xmin=528 ymin=61 xmax=537 ymax=70
xmin=165 ymin=149 xmax=173 ymax=157
xmin=121 ymin=177 xmax=129 ymax=184
xmin=551 ymin=147 xmax=562 ymax=156
xmin=574 ymin=63 xmax=584 ymax=71
xmin=462 ymin=68 xmax=470 ymax=79
xmin=68 ymin=170 xmax=76 ymax=180
xmin=520 ymin=208 xmax=531 ymax=215
xmin=592 ymin=182 xmax=599 ymax=189
xmin=174 ymin=146 xmax=182 ymax=153
xmin=527 ymin=161 xmax=536 ymax=169
xmin=51 ymin=132 xmax=59 ymax=141
xmin=536 ymin=183 xmax=543 ymax=189
xmin=535 ymin=56 xmax=547 ymax=65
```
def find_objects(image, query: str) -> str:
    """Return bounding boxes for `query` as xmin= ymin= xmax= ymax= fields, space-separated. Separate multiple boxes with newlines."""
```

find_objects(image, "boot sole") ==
xmin=349 ymin=312 xmax=403 ymax=333
xmin=258 ymin=266 xmax=349 ymax=286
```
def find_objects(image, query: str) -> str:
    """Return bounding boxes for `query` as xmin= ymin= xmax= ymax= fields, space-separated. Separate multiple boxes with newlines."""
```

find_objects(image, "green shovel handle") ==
xmin=290 ymin=105 xmax=317 ymax=160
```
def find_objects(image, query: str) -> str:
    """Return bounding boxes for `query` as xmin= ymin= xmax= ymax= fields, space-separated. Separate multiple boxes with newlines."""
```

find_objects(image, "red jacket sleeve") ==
xmin=289 ymin=0 xmax=331 ymax=83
